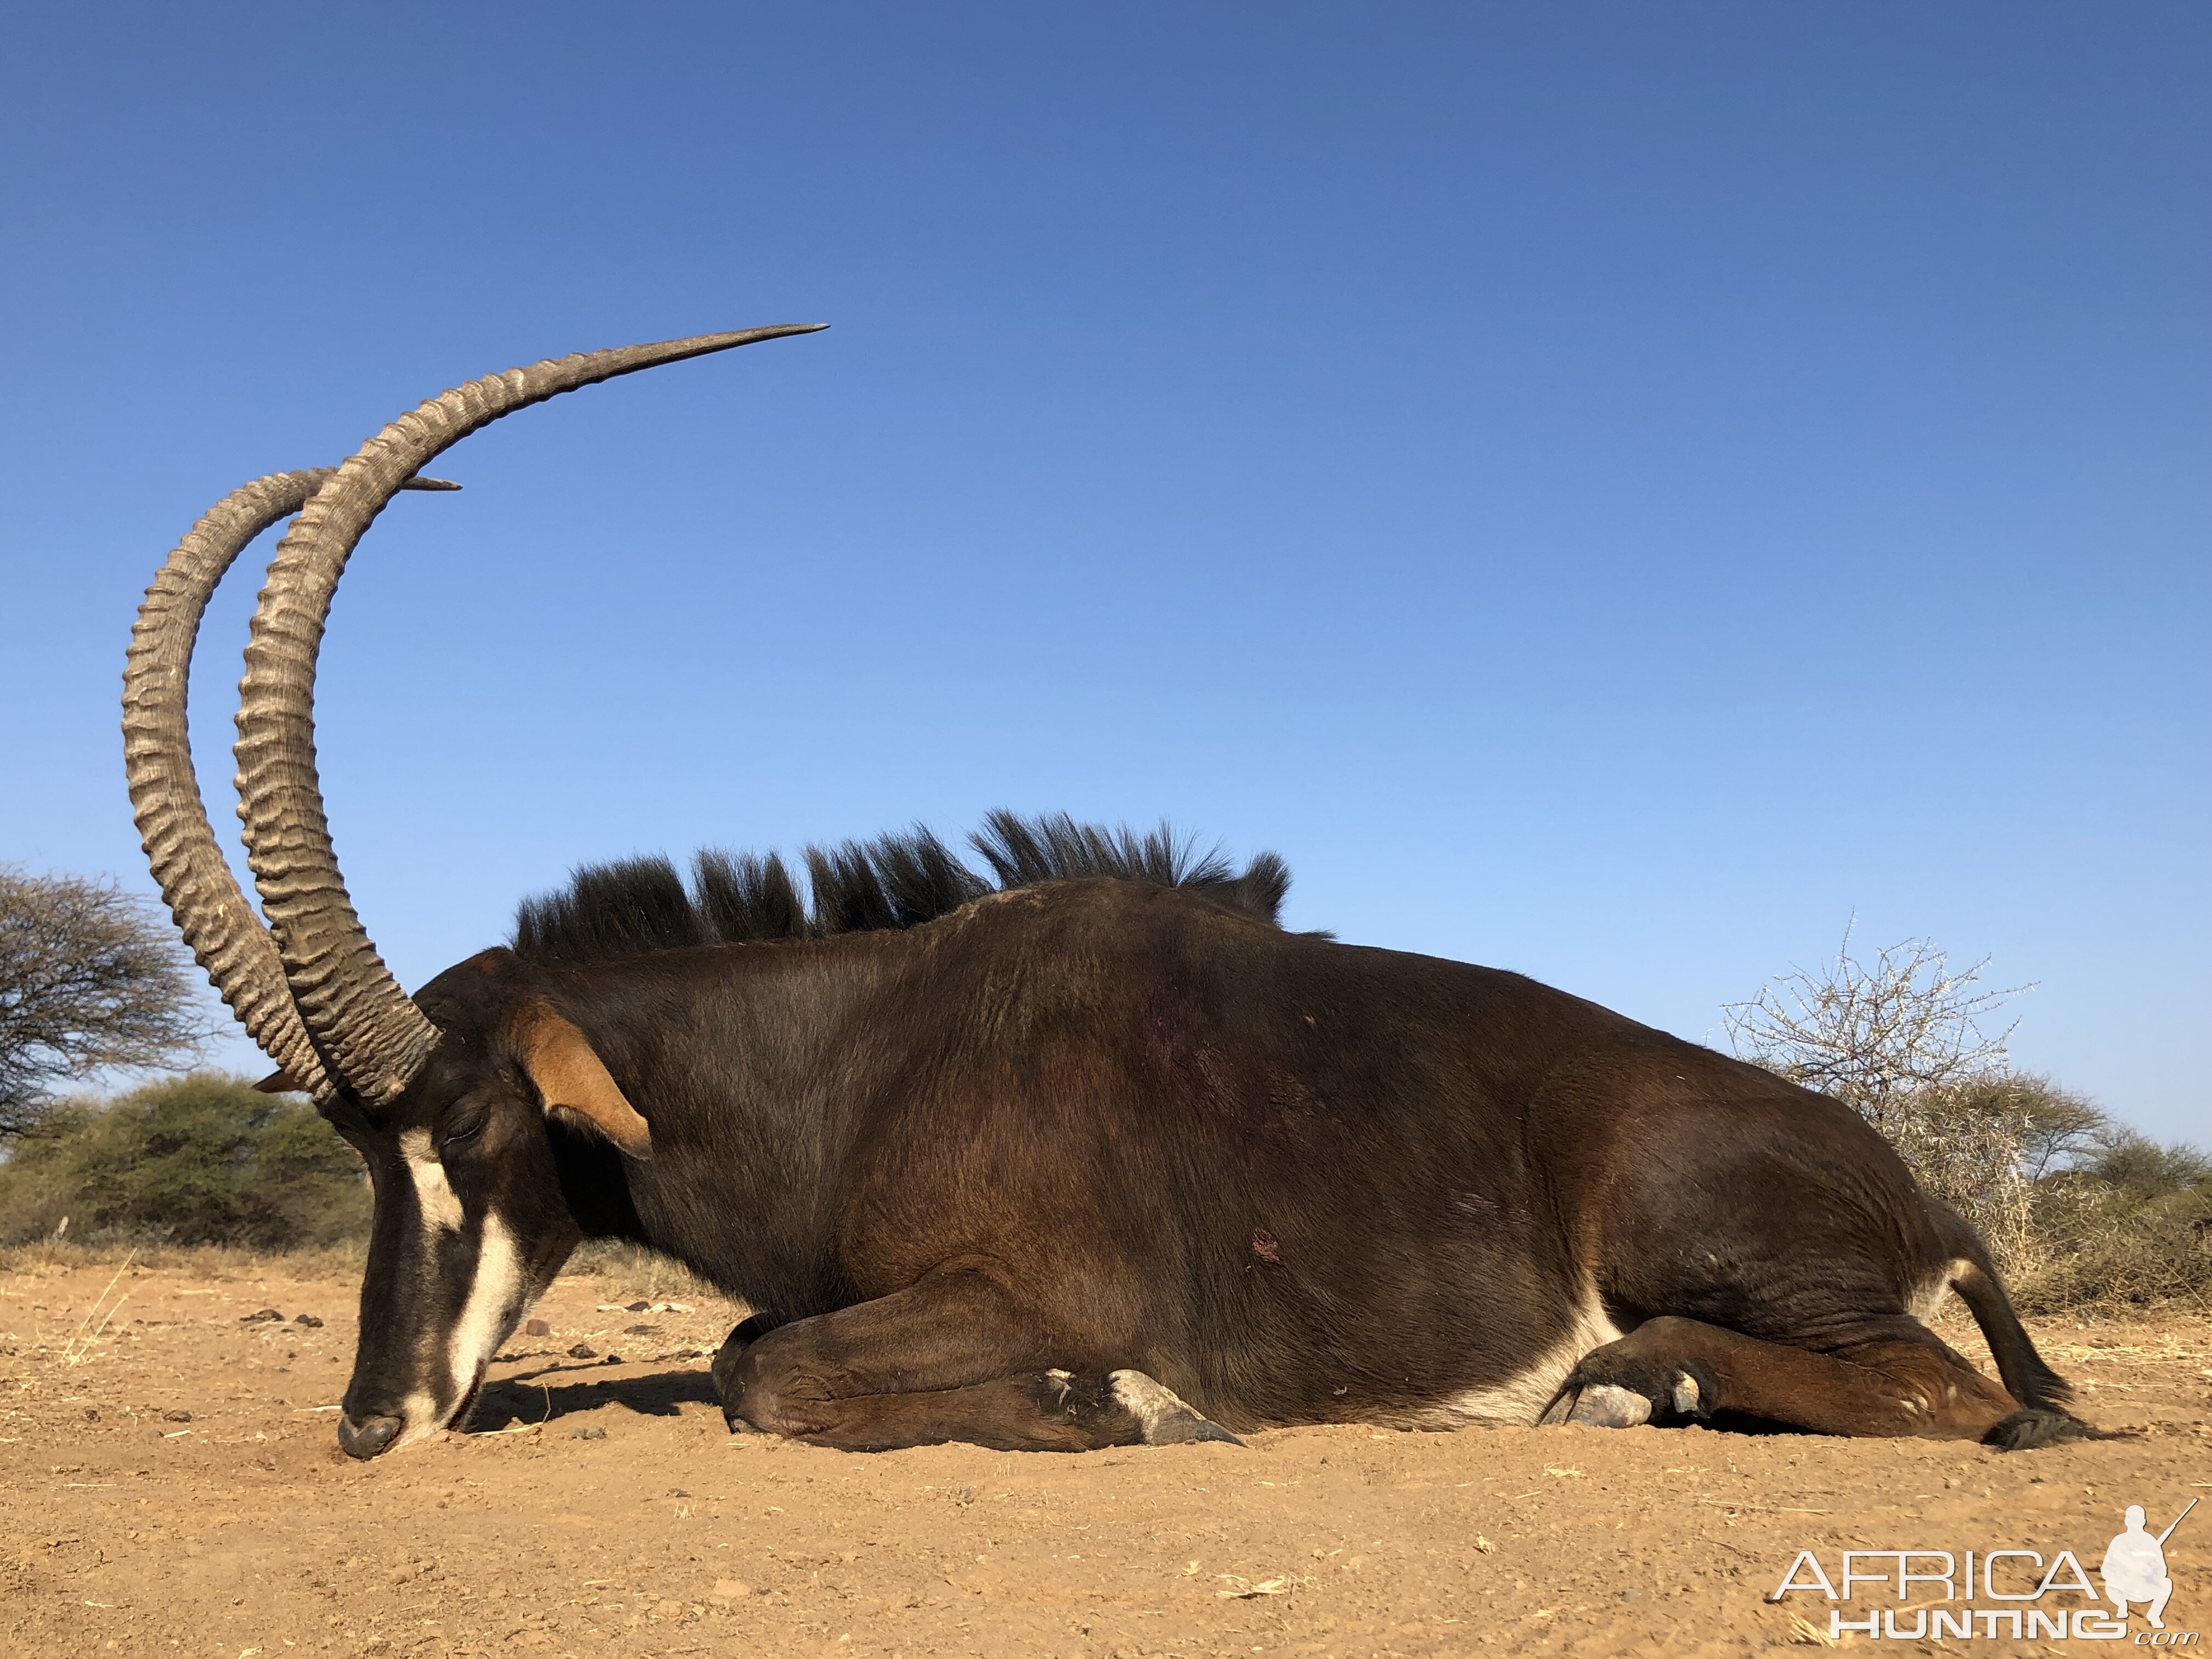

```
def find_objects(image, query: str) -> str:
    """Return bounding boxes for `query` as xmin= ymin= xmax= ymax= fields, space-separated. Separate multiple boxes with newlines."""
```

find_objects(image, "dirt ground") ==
xmin=3 ymin=1257 xmax=2205 ymax=1657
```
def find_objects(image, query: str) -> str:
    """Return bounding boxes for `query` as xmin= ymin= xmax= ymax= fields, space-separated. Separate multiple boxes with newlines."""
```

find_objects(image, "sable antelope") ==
xmin=125 ymin=328 xmax=2091 ymax=1460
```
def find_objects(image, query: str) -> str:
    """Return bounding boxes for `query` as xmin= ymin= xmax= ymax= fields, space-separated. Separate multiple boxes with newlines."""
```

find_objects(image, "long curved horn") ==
xmin=124 ymin=469 xmax=458 ymax=1108
xmin=234 ymin=325 xmax=826 ymax=1107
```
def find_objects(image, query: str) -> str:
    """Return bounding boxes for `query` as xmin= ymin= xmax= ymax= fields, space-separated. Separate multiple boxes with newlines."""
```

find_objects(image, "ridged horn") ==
xmin=233 ymin=325 xmax=826 ymax=1107
xmin=124 ymin=469 xmax=459 ymax=1109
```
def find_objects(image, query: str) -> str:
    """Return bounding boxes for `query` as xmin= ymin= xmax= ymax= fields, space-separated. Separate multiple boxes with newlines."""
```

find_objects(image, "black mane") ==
xmin=511 ymin=810 xmax=1290 ymax=966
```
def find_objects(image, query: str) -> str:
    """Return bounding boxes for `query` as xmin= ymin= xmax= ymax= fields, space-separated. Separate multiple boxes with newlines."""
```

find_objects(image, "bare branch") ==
xmin=1722 ymin=918 xmax=2031 ymax=1131
xmin=0 ymin=866 xmax=218 ymax=1136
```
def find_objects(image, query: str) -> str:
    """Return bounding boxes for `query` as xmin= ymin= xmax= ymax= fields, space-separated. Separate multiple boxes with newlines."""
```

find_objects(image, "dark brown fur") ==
xmin=335 ymin=845 xmax=2089 ymax=1457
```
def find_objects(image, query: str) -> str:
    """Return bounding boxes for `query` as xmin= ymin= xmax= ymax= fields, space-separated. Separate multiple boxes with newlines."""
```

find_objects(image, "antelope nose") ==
xmin=336 ymin=1413 xmax=402 ymax=1459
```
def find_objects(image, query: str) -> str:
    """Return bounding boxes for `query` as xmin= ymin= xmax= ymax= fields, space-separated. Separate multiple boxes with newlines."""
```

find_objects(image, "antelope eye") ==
xmin=442 ymin=1105 xmax=489 ymax=1147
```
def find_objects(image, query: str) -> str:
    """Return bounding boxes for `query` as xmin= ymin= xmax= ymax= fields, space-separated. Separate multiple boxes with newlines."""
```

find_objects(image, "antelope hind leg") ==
xmin=1540 ymin=1314 xmax=2044 ymax=1444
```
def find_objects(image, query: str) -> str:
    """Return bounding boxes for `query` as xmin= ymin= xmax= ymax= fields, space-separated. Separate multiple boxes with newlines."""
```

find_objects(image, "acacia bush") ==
xmin=1729 ymin=928 xmax=2210 ymax=1312
xmin=0 ymin=1072 xmax=369 ymax=1248
xmin=1 ymin=866 xmax=215 ymax=1136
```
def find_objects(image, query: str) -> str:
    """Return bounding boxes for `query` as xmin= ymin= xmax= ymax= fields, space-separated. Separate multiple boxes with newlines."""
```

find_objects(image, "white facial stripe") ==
xmin=400 ymin=1128 xmax=463 ymax=1233
xmin=391 ymin=1388 xmax=444 ymax=1453
xmin=384 ymin=1214 xmax=525 ymax=1454
xmin=448 ymin=1213 xmax=524 ymax=1406
xmin=379 ymin=1130 xmax=522 ymax=1455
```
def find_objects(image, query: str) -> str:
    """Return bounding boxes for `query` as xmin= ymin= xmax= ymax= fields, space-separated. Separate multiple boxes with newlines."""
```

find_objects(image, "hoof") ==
xmin=1563 ymin=1383 xmax=1654 ymax=1430
xmin=1150 ymin=1414 xmax=1245 ymax=1447
xmin=1107 ymin=1369 xmax=1245 ymax=1448
xmin=1541 ymin=1379 xmax=1656 ymax=1429
xmin=710 ymin=1312 xmax=784 ymax=1418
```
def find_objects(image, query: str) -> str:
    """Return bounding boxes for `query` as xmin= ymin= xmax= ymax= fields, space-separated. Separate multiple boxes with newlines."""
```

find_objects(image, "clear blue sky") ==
xmin=3 ymin=5 xmax=2204 ymax=1142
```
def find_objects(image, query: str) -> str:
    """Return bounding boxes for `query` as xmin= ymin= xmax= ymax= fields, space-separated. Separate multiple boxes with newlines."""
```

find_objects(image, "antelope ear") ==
xmin=510 ymin=1002 xmax=653 ymax=1160
xmin=254 ymin=1067 xmax=306 ymax=1094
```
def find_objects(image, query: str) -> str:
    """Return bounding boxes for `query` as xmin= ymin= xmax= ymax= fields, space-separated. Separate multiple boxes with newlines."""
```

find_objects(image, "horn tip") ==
xmin=401 ymin=477 xmax=464 ymax=492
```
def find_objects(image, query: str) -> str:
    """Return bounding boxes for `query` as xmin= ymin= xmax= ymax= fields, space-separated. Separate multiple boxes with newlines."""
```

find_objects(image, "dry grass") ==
xmin=2007 ymin=1188 xmax=2212 ymax=1315
xmin=0 ymin=1235 xmax=368 ymax=1282
xmin=0 ymin=1234 xmax=730 ymax=1312
xmin=558 ymin=1238 xmax=729 ymax=1305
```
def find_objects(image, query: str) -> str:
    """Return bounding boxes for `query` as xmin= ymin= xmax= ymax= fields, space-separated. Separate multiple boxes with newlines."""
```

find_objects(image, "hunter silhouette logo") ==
xmin=2104 ymin=1500 xmax=2193 ymax=1630
xmin=1770 ymin=1497 xmax=2198 ymax=1643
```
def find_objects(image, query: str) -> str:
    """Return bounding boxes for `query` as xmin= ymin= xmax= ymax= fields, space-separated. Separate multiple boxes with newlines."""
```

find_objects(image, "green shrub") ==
xmin=2075 ymin=1128 xmax=2212 ymax=1203
xmin=2008 ymin=1125 xmax=2212 ymax=1313
xmin=0 ymin=1072 xmax=369 ymax=1248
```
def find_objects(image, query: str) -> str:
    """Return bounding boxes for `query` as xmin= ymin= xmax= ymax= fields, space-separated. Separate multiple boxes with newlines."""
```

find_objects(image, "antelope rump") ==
xmin=122 ymin=327 xmax=2092 ymax=1460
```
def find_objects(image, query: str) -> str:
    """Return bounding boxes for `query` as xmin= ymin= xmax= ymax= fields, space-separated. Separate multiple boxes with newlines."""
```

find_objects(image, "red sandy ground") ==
xmin=3 ymin=1258 xmax=2206 ymax=1657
